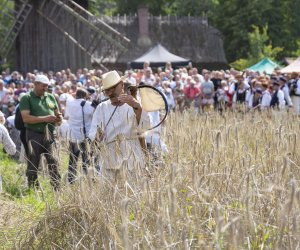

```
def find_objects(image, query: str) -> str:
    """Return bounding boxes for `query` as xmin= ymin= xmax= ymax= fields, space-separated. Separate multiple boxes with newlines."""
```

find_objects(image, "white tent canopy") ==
xmin=281 ymin=57 xmax=300 ymax=73
xmin=131 ymin=44 xmax=190 ymax=68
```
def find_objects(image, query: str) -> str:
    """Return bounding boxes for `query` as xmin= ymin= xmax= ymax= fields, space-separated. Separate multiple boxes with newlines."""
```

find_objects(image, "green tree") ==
xmin=112 ymin=0 xmax=171 ymax=15
xmin=230 ymin=25 xmax=283 ymax=70
xmin=291 ymin=40 xmax=300 ymax=57
xmin=89 ymin=0 xmax=117 ymax=16
xmin=213 ymin=0 xmax=274 ymax=62
xmin=165 ymin=0 xmax=217 ymax=16
xmin=214 ymin=0 xmax=300 ymax=62
xmin=103 ymin=0 xmax=217 ymax=16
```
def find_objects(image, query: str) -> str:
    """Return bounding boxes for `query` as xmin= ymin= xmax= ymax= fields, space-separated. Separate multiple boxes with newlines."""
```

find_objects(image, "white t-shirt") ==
xmin=59 ymin=93 xmax=74 ymax=103
xmin=64 ymin=99 xmax=95 ymax=142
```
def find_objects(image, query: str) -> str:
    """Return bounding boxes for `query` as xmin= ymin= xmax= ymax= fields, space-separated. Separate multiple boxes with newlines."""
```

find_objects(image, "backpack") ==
xmin=14 ymin=106 xmax=25 ymax=131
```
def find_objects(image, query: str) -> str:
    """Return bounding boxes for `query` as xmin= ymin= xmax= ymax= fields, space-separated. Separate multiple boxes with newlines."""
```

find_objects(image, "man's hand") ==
xmin=56 ymin=112 xmax=63 ymax=122
xmin=117 ymin=94 xmax=141 ymax=110
xmin=118 ymin=94 xmax=142 ymax=124
xmin=44 ymin=115 xmax=59 ymax=123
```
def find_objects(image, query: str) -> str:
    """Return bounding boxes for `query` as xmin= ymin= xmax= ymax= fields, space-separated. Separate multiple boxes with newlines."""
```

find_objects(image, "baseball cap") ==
xmin=35 ymin=74 xmax=50 ymax=85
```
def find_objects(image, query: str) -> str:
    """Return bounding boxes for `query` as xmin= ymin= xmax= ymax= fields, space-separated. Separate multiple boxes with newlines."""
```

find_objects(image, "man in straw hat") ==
xmin=89 ymin=70 xmax=150 ymax=183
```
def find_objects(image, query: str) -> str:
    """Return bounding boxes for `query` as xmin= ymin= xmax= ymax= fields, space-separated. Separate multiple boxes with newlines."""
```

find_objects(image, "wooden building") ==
xmin=0 ymin=0 xmax=129 ymax=73
xmin=93 ymin=9 xmax=228 ymax=70
xmin=16 ymin=0 xmax=91 ymax=73
xmin=0 ymin=1 xmax=226 ymax=73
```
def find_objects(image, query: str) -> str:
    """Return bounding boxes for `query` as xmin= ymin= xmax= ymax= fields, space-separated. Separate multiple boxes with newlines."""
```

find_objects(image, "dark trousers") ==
xmin=20 ymin=129 xmax=29 ymax=156
xmin=68 ymin=141 xmax=89 ymax=183
xmin=26 ymin=129 xmax=61 ymax=190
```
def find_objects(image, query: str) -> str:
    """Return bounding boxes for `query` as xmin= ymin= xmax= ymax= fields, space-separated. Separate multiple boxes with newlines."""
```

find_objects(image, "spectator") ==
xmin=200 ymin=73 xmax=214 ymax=112
xmin=141 ymin=67 xmax=155 ymax=86
xmin=0 ymin=111 xmax=16 ymax=156
xmin=270 ymin=81 xmax=285 ymax=110
xmin=19 ymin=75 xmax=62 ymax=190
xmin=64 ymin=88 xmax=95 ymax=183
xmin=261 ymin=82 xmax=272 ymax=110
xmin=279 ymin=76 xmax=293 ymax=108
xmin=184 ymin=78 xmax=200 ymax=109
xmin=0 ymin=79 xmax=7 ymax=111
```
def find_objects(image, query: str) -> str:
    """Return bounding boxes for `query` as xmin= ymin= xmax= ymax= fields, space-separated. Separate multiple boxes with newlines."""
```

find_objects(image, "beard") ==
xmin=109 ymin=94 xmax=120 ymax=105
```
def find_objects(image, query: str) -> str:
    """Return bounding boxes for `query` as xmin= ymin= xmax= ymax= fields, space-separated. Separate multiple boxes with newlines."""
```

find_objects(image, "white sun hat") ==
xmin=35 ymin=74 xmax=50 ymax=85
xmin=101 ymin=70 xmax=126 ymax=90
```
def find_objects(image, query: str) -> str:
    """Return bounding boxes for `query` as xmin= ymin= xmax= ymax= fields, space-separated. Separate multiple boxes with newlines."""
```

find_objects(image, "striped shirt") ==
xmin=0 ymin=124 xmax=16 ymax=155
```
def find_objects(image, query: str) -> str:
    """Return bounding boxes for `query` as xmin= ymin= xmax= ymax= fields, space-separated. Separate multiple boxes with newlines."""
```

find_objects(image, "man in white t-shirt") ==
xmin=64 ymin=88 xmax=95 ymax=183
xmin=126 ymin=70 xmax=137 ymax=86
xmin=141 ymin=67 xmax=155 ymax=86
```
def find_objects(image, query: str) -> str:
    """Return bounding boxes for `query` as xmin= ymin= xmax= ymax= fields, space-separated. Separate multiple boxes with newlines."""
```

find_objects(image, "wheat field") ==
xmin=2 ymin=110 xmax=300 ymax=249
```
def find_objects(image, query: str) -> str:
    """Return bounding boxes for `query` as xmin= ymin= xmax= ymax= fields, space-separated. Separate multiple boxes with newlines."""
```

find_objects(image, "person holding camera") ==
xmin=64 ymin=88 xmax=95 ymax=183
xmin=19 ymin=75 xmax=62 ymax=191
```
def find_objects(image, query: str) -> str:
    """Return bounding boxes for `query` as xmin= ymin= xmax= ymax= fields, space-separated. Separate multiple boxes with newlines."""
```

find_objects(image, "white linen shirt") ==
xmin=282 ymin=84 xmax=293 ymax=106
xmin=261 ymin=90 xmax=271 ymax=109
xmin=277 ymin=89 xmax=286 ymax=110
xmin=295 ymin=79 xmax=300 ymax=95
xmin=89 ymin=100 xmax=150 ymax=170
xmin=64 ymin=99 xmax=94 ymax=142
xmin=0 ymin=124 xmax=16 ymax=155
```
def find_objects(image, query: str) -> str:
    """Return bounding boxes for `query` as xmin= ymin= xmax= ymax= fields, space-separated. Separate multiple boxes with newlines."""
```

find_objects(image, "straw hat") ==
xmin=101 ymin=70 xmax=126 ymax=90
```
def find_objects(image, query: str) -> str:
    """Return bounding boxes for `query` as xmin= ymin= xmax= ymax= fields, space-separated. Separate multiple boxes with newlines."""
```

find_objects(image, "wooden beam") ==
xmin=67 ymin=0 xmax=130 ymax=43
xmin=37 ymin=9 xmax=92 ymax=57
xmin=47 ymin=0 xmax=129 ymax=51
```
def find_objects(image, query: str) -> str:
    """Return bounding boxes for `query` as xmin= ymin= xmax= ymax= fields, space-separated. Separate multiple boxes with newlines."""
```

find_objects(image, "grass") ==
xmin=0 ymin=143 xmax=68 ymax=248
xmin=1 ymin=110 xmax=300 ymax=249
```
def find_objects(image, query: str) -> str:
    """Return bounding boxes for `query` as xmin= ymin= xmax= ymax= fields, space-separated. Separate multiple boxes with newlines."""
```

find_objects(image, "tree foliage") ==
xmin=230 ymin=25 xmax=283 ymax=70
xmin=2 ymin=0 xmax=299 ymax=66
xmin=91 ymin=0 xmax=300 ymax=63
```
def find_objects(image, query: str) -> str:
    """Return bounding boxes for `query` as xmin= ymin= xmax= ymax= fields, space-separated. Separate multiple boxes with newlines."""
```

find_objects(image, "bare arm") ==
xmin=132 ymin=104 xmax=142 ymax=124
xmin=21 ymin=110 xmax=59 ymax=124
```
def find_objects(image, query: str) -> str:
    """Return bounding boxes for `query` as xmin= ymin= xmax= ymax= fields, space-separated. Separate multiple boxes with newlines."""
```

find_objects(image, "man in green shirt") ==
xmin=19 ymin=74 xmax=62 ymax=190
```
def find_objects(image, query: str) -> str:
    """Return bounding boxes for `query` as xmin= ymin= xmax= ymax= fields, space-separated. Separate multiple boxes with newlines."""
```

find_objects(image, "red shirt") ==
xmin=184 ymin=85 xmax=200 ymax=100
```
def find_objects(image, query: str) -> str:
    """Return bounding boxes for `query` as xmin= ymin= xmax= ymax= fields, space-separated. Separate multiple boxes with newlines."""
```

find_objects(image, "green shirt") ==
xmin=19 ymin=91 xmax=59 ymax=133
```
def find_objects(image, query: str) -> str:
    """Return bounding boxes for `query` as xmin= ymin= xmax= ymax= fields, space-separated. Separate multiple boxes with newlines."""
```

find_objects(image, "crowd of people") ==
xmin=1 ymin=63 xmax=300 ymax=118
xmin=1 ymin=62 xmax=300 ymax=190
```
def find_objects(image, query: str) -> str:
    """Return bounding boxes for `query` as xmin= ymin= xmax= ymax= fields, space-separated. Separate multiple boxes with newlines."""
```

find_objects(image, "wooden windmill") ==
xmin=0 ymin=0 xmax=130 ymax=72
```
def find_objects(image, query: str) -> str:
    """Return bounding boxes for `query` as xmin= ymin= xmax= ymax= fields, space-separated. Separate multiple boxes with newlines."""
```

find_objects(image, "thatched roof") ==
xmin=92 ymin=15 xmax=227 ymax=67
